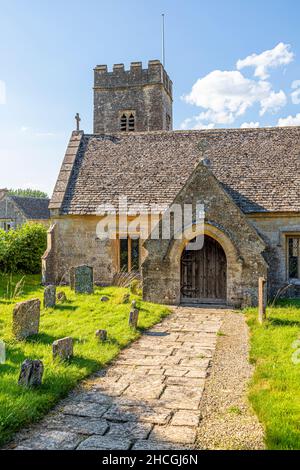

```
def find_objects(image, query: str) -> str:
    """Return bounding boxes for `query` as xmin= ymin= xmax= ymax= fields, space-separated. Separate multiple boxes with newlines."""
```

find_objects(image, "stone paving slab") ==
xmin=149 ymin=425 xmax=197 ymax=444
xmin=77 ymin=435 xmax=131 ymax=450
xmin=15 ymin=431 xmax=83 ymax=450
xmin=10 ymin=306 xmax=228 ymax=450
xmin=45 ymin=415 xmax=109 ymax=435
xmin=132 ymin=440 xmax=187 ymax=450
xmin=171 ymin=410 xmax=201 ymax=426
xmin=62 ymin=402 xmax=108 ymax=418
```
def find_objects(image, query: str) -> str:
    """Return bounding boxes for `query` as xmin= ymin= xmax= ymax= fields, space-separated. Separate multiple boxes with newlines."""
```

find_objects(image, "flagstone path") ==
xmin=12 ymin=306 xmax=227 ymax=450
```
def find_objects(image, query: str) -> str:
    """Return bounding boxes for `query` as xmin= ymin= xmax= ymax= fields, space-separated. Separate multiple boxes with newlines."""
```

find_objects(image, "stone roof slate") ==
xmin=11 ymin=196 xmax=50 ymax=220
xmin=50 ymin=127 xmax=300 ymax=215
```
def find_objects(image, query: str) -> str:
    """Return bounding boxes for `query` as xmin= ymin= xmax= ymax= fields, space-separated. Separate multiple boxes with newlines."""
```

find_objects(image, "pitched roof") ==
xmin=11 ymin=196 xmax=50 ymax=220
xmin=50 ymin=127 xmax=300 ymax=215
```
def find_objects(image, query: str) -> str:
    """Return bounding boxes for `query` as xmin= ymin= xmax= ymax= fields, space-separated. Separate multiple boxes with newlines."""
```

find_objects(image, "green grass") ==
xmin=246 ymin=300 xmax=300 ymax=450
xmin=0 ymin=274 xmax=170 ymax=446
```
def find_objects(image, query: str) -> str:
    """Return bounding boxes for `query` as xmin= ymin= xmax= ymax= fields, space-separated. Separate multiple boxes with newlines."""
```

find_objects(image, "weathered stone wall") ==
xmin=248 ymin=214 xmax=300 ymax=298
xmin=42 ymin=216 xmax=117 ymax=285
xmin=142 ymin=162 xmax=268 ymax=307
xmin=44 ymin=177 xmax=299 ymax=304
xmin=93 ymin=61 xmax=173 ymax=133
xmin=0 ymin=196 xmax=26 ymax=228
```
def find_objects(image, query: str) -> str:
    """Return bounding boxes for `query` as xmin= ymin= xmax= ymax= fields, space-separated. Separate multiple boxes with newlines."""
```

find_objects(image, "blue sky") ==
xmin=0 ymin=0 xmax=299 ymax=195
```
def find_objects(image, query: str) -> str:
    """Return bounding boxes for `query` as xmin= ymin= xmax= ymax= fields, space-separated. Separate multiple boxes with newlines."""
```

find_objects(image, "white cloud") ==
xmin=182 ymin=70 xmax=286 ymax=126
xmin=291 ymin=80 xmax=300 ymax=104
xmin=181 ymin=43 xmax=295 ymax=129
xmin=184 ymin=70 xmax=269 ymax=116
xmin=237 ymin=42 xmax=294 ymax=79
xmin=180 ymin=118 xmax=193 ymax=130
xmin=277 ymin=113 xmax=300 ymax=127
xmin=259 ymin=90 xmax=287 ymax=115
xmin=192 ymin=121 xmax=215 ymax=130
xmin=241 ymin=122 xmax=260 ymax=128
xmin=0 ymin=81 xmax=6 ymax=104
xmin=180 ymin=116 xmax=215 ymax=130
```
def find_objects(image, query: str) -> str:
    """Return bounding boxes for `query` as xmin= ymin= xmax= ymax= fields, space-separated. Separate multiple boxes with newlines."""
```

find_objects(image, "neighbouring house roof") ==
xmin=10 ymin=196 xmax=50 ymax=220
xmin=50 ymin=127 xmax=300 ymax=215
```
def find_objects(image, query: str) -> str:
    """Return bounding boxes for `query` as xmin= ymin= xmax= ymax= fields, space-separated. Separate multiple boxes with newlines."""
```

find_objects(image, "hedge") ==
xmin=0 ymin=223 xmax=47 ymax=274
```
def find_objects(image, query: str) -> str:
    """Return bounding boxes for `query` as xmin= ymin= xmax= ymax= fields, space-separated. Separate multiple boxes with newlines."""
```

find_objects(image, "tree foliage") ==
xmin=0 ymin=223 xmax=47 ymax=274
xmin=8 ymin=188 xmax=49 ymax=199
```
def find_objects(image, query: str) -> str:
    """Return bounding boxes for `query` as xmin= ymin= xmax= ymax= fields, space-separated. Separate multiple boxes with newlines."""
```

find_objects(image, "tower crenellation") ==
xmin=93 ymin=60 xmax=173 ymax=134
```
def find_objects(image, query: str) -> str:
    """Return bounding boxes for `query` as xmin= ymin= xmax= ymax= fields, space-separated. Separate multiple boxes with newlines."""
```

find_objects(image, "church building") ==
xmin=43 ymin=60 xmax=300 ymax=307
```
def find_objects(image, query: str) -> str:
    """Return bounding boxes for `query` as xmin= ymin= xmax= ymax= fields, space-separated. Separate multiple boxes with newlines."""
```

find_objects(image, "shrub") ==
xmin=130 ymin=279 xmax=142 ymax=296
xmin=0 ymin=224 xmax=47 ymax=274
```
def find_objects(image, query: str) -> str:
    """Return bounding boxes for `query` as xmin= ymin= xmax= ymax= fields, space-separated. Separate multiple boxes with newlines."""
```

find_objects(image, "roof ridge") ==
xmin=83 ymin=126 xmax=300 ymax=138
xmin=11 ymin=195 xmax=49 ymax=200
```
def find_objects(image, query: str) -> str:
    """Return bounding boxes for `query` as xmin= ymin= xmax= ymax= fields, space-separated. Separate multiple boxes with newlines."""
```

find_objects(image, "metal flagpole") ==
xmin=162 ymin=13 xmax=165 ymax=67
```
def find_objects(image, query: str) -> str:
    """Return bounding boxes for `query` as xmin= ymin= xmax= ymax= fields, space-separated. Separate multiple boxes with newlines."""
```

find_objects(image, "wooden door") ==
xmin=181 ymin=236 xmax=227 ymax=303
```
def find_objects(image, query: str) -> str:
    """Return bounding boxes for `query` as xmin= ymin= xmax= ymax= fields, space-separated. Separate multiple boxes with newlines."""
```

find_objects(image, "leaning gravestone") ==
xmin=18 ymin=359 xmax=44 ymax=387
xmin=52 ymin=337 xmax=73 ymax=361
xmin=12 ymin=299 xmax=41 ymax=340
xmin=129 ymin=301 xmax=139 ymax=329
xmin=0 ymin=340 xmax=5 ymax=364
xmin=74 ymin=265 xmax=94 ymax=294
xmin=44 ymin=285 xmax=56 ymax=308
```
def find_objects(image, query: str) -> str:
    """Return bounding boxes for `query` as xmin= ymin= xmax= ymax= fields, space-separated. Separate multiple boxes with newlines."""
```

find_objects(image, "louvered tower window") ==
xmin=120 ymin=111 xmax=135 ymax=132
xmin=120 ymin=114 xmax=127 ymax=131
xmin=128 ymin=113 xmax=135 ymax=131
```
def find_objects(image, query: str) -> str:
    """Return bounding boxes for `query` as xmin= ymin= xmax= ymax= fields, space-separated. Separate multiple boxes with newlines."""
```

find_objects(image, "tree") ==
xmin=0 ymin=223 xmax=47 ymax=273
xmin=8 ymin=188 xmax=49 ymax=199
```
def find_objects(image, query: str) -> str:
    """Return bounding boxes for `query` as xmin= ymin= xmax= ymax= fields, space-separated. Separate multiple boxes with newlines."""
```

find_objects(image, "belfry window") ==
xmin=288 ymin=237 xmax=300 ymax=279
xmin=128 ymin=114 xmax=135 ymax=131
xmin=120 ymin=111 xmax=135 ymax=132
xmin=120 ymin=114 xmax=127 ymax=132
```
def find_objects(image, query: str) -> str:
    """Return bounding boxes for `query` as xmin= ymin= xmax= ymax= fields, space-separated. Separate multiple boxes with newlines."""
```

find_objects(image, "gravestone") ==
xmin=95 ymin=329 xmax=107 ymax=341
xmin=129 ymin=301 xmax=139 ymax=329
xmin=74 ymin=266 xmax=94 ymax=294
xmin=0 ymin=340 xmax=5 ymax=364
xmin=69 ymin=267 xmax=76 ymax=290
xmin=18 ymin=359 xmax=44 ymax=387
xmin=12 ymin=299 xmax=41 ymax=340
xmin=44 ymin=285 xmax=56 ymax=308
xmin=52 ymin=337 xmax=73 ymax=361
xmin=258 ymin=277 xmax=267 ymax=324
xmin=57 ymin=291 xmax=67 ymax=303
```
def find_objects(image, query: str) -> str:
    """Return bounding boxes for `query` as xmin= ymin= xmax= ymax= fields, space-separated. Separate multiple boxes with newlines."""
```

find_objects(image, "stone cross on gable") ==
xmin=75 ymin=113 xmax=81 ymax=131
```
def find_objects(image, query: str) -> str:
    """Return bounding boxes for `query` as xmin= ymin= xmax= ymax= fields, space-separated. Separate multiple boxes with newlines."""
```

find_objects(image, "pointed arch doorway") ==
xmin=180 ymin=235 xmax=227 ymax=304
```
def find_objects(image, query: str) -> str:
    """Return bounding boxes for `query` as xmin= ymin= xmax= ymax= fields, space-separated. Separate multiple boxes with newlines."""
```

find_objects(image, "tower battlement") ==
xmin=93 ymin=60 xmax=173 ymax=134
xmin=94 ymin=60 xmax=173 ymax=98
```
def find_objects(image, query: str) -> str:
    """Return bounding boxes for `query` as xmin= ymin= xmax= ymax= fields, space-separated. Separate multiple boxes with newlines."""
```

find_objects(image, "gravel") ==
xmin=196 ymin=311 xmax=265 ymax=450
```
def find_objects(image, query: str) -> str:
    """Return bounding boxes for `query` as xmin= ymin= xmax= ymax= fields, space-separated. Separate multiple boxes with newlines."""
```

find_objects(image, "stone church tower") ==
xmin=93 ymin=60 xmax=173 ymax=133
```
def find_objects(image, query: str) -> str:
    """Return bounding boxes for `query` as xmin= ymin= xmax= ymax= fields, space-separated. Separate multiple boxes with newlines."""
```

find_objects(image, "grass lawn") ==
xmin=246 ymin=300 xmax=300 ymax=450
xmin=0 ymin=274 xmax=170 ymax=446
